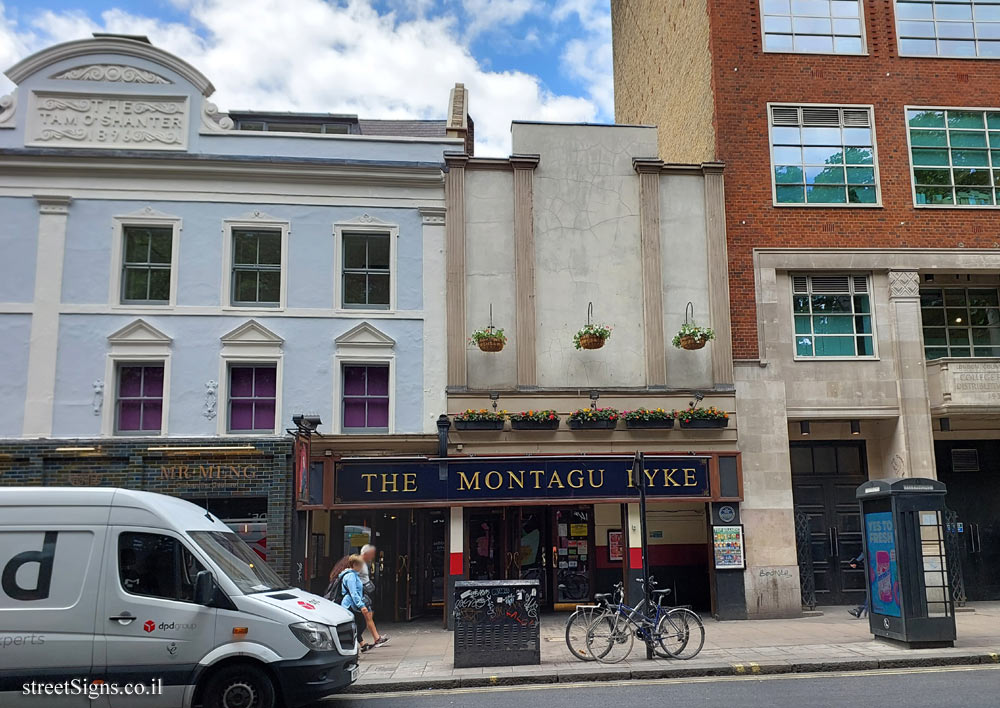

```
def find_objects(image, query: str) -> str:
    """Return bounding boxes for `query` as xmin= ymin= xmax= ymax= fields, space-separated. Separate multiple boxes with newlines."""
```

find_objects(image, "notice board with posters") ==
xmin=712 ymin=524 xmax=745 ymax=570
xmin=864 ymin=511 xmax=902 ymax=617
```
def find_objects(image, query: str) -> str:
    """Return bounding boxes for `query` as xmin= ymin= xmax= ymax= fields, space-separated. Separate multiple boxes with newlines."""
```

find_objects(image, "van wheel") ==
xmin=202 ymin=664 xmax=275 ymax=708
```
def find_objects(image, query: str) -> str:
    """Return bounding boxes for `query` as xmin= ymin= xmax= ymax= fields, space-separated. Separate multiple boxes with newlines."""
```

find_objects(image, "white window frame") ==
xmin=759 ymin=0 xmax=868 ymax=56
xmin=221 ymin=213 xmax=290 ymax=311
xmin=109 ymin=210 xmax=181 ymax=309
xmin=904 ymin=104 xmax=1000 ymax=209
xmin=333 ymin=322 xmax=396 ymax=434
xmin=103 ymin=319 xmax=172 ymax=436
xmin=767 ymin=102 xmax=883 ymax=208
xmin=218 ymin=320 xmax=284 ymax=436
xmin=333 ymin=215 xmax=399 ymax=313
xmin=790 ymin=272 xmax=879 ymax=361
xmin=895 ymin=0 xmax=1000 ymax=59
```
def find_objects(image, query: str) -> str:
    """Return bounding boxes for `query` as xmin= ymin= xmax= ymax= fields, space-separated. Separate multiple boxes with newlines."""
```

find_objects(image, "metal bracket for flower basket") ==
xmin=679 ymin=302 xmax=708 ymax=350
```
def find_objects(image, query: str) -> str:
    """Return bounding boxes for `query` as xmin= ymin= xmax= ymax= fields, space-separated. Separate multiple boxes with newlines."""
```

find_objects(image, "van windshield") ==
xmin=189 ymin=531 xmax=290 ymax=594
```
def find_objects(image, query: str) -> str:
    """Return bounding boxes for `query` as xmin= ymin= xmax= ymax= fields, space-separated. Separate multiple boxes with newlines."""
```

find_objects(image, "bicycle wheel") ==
xmin=586 ymin=613 xmax=633 ymax=664
xmin=656 ymin=608 xmax=705 ymax=660
xmin=565 ymin=606 xmax=606 ymax=661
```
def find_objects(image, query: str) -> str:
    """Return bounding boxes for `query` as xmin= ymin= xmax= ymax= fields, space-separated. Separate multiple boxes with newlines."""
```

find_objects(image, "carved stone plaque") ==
xmin=27 ymin=91 xmax=189 ymax=150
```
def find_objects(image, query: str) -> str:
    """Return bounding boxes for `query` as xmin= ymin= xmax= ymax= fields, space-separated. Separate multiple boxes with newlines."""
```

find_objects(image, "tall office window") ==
xmin=896 ymin=1 xmax=1000 ymax=57
xmin=920 ymin=287 xmax=1000 ymax=358
xmin=770 ymin=105 xmax=879 ymax=205
xmin=793 ymin=274 xmax=875 ymax=358
xmin=907 ymin=108 xmax=1000 ymax=206
xmin=761 ymin=0 xmax=865 ymax=54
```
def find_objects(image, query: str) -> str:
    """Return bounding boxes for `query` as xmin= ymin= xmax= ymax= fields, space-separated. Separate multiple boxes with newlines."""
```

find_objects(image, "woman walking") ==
xmin=326 ymin=555 xmax=385 ymax=652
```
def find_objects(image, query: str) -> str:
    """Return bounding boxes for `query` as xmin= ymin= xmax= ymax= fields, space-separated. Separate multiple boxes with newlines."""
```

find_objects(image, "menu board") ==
xmin=713 ymin=524 xmax=745 ymax=570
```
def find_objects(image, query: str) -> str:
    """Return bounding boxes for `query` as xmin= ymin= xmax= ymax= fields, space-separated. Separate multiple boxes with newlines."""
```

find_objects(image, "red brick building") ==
xmin=613 ymin=1 xmax=1000 ymax=616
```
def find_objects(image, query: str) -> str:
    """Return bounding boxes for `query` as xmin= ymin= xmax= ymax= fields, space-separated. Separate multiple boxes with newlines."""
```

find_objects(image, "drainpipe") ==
xmin=436 ymin=414 xmax=451 ymax=459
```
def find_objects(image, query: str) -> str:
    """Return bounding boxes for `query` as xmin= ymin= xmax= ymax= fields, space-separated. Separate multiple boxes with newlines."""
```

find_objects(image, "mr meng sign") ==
xmin=335 ymin=456 xmax=711 ymax=505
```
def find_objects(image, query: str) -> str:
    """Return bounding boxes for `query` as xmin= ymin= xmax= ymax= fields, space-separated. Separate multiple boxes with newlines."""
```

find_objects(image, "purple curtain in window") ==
xmin=229 ymin=365 xmax=277 ymax=431
xmin=117 ymin=365 xmax=164 ymax=432
xmin=342 ymin=365 xmax=389 ymax=429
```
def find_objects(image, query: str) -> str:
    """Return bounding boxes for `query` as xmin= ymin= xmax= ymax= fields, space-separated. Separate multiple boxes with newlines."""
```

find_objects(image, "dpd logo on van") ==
xmin=143 ymin=621 xmax=156 ymax=633
xmin=1 ymin=532 xmax=57 ymax=601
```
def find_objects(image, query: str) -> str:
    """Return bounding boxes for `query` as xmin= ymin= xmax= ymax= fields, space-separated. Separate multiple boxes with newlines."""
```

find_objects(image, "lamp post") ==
xmin=632 ymin=451 xmax=653 ymax=659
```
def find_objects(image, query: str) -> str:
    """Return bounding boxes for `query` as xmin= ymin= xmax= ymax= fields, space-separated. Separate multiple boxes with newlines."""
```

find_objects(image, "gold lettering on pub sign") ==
xmin=159 ymin=465 xmax=257 ymax=481
xmin=626 ymin=468 xmax=701 ymax=488
xmin=354 ymin=465 xmax=701 ymax=496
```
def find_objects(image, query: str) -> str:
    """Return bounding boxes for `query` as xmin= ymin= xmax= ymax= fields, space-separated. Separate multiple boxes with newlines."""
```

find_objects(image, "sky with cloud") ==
xmin=0 ymin=0 xmax=613 ymax=156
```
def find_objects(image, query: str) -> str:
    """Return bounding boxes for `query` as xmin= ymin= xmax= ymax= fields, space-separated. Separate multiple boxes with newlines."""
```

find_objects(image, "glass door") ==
xmin=511 ymin=508 xmax=549 ymax=604
xmin=468 ymin=510 xmax=504 ymax=581
xmin=553 ymin=507 xmax=593 ymax=604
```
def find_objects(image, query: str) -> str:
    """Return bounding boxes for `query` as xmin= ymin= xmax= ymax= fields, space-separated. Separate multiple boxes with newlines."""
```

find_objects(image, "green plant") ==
xmin=452 ymin=408 xmax=507 ymax=422
xmin=509 ymin=409 xmax=559 ymax=422
xmin=574 ymin=323 xmax=612 ymax=349
xmin=621 ymin=407 xmax=672 ymax=422
xmin=673 ymin=406 xmax=728 ymax=423
xmin=469 ymin=327 xmax=507 ymax=345
xmin=567 ymin=407 xmax=619 ymax=422
xmin=671 ymin=322 xmax=715 ymax=348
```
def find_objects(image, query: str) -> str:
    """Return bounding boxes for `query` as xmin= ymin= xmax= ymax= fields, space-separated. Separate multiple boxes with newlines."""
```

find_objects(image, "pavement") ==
xmin=331 ymin=665 xmax=1000 ymax=707
xmin=341 ymin=602 xmax=1000 ymax=694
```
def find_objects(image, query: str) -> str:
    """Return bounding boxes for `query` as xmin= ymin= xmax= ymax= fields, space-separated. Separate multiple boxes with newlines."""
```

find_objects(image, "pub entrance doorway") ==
xmin=467 ymin=505 xmax=596 ymax=610
xmin=335 ymin=507 xmax=446 ymax=622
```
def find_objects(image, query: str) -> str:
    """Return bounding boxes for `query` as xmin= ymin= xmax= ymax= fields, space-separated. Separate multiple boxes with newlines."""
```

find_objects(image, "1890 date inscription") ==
xmin=27 ymin=92 xmax=189 ymax=150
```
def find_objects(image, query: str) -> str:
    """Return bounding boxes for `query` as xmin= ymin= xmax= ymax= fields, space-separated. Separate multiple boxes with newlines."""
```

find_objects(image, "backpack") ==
xmin=324 ymin=570 xmax=351 ymax=604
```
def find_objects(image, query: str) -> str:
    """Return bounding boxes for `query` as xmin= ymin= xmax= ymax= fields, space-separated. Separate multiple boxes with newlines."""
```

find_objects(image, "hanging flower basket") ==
xmin=623 ymin=408 xmax=675 ymax=430
xmin=567 ymin=407 xmax=619 ymax=430
xmin=575 ymin=324 xmax=612 ymax=350
xmin=509 ymin=409 xmax=560 ymax=430
xmin=452 ymin=409 xmax=506 ymax=431
xmin=673 ymin=324 xmax=715 ymax=351
xmin=674 ymin=406 xmax=729 ymax=429
xmin=470 ymin=326 xmax=507 ymax=353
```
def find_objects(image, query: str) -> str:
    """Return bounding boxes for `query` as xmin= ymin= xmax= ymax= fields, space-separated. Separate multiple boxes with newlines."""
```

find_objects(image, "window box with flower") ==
xmin=509 ymin=409 xmax=560 ymax=430
xmin=567 ymin=407 xmax=619 ymax=430
xmin=622 ymin=407 xmax=675 ymax=430
xmin=674 ymin=406 xmax=729 ymax=429
xmin=452 ymin=409 xmax=506 ymax=431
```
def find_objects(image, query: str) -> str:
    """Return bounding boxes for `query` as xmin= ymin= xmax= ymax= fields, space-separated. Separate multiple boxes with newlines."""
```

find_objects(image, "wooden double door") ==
xmin=791 ymin=442 xmax=868 ymax=606
xmin=467 ymin=506 xmax=594 ymax=608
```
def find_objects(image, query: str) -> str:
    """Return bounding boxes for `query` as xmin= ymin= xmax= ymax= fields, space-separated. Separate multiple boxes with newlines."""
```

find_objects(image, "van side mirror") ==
xmin=194 ymin=570 xmax=216 ymax=606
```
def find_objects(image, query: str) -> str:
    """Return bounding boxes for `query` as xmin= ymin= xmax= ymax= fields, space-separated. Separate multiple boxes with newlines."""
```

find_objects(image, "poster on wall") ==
xmin=864 ymin=511 xmax=902 ymax=617
xmin=608 ymin=530 xmax=624 ymax=562
xmin=712 ymin=525 xmax=745 ymax=570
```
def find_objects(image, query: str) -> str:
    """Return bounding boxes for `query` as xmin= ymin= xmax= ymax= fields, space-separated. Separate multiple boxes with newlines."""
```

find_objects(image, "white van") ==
xmin=0 ymin=487 xmax=358 ymax=708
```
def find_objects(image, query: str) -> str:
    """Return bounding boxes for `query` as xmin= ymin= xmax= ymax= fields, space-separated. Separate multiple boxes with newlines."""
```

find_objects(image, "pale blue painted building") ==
xmin=0 ymin=34 xmax=464 ymax=580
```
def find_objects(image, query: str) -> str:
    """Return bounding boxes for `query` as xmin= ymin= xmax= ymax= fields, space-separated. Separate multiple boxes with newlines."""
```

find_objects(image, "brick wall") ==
xmin=612 ymin=0 xmax=716 ymax=163
xmin=711 ymin=0 xmax=1000 ymax=358
xmin=0 ymin=437 xmax=294 ymax=580
xmin=614 ymin=1 xmax=1000 ymax=359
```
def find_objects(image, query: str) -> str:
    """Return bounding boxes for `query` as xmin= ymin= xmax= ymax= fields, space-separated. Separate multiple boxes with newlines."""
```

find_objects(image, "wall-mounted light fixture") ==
xmin=589 ymin=390 xmax=600 ymax=406
xmin=850 ymin=420 xmax=861 ymax=436
xmin=800 ymin=421 xmax=810 ymax=436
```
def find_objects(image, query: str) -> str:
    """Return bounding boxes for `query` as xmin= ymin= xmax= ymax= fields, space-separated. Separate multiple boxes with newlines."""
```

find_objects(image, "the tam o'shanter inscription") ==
xmin=27 ymin=92 xmax=189 ymax=150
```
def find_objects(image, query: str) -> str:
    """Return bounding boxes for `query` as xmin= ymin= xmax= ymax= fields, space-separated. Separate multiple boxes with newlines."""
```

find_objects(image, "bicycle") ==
xmin=564 ymin=582 xmax=623 ymax=661
xmin=585 ymin=577 xmax=705 ymax=663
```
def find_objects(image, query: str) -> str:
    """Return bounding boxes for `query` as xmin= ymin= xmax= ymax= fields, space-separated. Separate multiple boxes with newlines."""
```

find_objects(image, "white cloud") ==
xmin=553 ymin=0 xmax=613 ymax=119
xmin=461 ymin=0 xmax=538 ymax=40
xmin=0 ymin=0 xmax=607 ymax=156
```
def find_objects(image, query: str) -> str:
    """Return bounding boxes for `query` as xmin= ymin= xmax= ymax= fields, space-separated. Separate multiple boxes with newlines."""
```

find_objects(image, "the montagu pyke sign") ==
xmin=335 ymin=456 xmax=711 ymax=504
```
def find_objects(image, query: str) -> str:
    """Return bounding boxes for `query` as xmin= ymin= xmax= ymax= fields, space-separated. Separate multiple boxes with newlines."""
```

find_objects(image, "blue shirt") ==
xmin=338 ymin=569 xmax=367 ymax=611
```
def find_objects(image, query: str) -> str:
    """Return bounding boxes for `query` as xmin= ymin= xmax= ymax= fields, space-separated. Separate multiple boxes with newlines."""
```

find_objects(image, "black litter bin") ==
xmin=453 ymin=579 xmax=540 ymax=668
xmin=856 ymin=478 xmax=957 ymax=648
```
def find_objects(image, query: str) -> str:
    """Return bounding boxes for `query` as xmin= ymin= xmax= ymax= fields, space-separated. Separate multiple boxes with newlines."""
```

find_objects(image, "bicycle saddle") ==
xmin=651 ymin=588 xmax=671 ymax=597
xmin=593 ymin=593 xmax=612 ymax=602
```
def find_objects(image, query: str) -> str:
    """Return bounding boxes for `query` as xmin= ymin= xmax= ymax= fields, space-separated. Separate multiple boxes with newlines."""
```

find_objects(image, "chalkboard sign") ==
xmin=713 ymin=524 xmax=745 ymax=570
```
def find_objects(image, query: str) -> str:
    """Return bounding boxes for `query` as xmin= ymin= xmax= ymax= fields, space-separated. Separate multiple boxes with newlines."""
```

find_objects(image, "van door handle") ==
xmin=109 ymin=614 xmax=136 ymax=624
